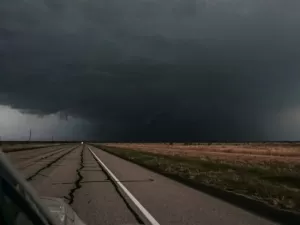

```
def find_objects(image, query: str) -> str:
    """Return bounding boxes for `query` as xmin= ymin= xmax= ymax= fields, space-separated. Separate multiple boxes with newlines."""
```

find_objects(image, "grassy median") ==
xmin=94 ymin=144 xmax=300 ymax=214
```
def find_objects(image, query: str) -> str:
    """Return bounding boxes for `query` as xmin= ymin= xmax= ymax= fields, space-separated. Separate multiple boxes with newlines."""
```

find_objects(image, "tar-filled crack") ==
xmin=91 ymin=151 xmax=144 ymax=224
xmin=64 ymin=148 xmax=144 ymax=224
xmin=26 ymin=146 xmax=78 ymax=181
xmin=66 ymin=146 xmax=84 ymax=205
xmin=20 ymin=147 xmax=66 ymax=170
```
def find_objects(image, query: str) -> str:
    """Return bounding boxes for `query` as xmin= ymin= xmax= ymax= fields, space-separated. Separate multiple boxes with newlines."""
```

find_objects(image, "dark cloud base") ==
xmin=1 ymin=0 xmax=300 ymax=141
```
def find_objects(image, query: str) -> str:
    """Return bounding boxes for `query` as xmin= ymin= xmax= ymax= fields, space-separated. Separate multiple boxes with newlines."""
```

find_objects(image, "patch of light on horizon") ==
xmin=0 ymin=105 xmax=90 ymax=141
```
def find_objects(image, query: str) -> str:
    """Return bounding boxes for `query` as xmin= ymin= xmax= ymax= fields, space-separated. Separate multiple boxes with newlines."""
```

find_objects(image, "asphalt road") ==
xmin=5 ymin=144 xmax=278 ymax=225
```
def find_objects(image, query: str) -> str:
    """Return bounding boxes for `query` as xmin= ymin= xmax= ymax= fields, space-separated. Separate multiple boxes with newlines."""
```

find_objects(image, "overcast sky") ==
xmin=1 ymin=0 xmax=300 ymax=141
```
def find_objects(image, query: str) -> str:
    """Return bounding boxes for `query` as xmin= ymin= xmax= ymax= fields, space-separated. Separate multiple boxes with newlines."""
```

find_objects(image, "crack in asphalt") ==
xmin=89 ymin=150 xmax=145 ymax=224
xmin=19 ymin=147 xmax=67 ymax=170
xmin=66 ymin=145 xmax=84 ymax=205
xmin=11 ymin=146 xmax=65 ymax=161
xmin=63 ymin=146 xmax=144 ymax=224
xmin=54 ymin=179 xmax=153 ymax=185
xmin=26 ymin=145 xmax=78 ymax=181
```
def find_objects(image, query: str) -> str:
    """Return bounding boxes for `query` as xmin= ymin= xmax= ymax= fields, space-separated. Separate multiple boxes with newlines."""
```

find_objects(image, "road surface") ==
xmin=5 ymin=144 xmax=278 ymax=225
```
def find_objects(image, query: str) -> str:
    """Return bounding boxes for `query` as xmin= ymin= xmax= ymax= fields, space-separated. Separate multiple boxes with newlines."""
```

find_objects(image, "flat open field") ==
xmin=105 ymin=143 xmax=300 ymax=164
xmin=98 ymin=143 xmax=300 ymax=215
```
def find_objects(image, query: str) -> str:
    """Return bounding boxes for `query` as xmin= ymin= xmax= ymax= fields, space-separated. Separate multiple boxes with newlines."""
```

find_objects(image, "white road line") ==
xmin=88 ymin=146 xmax=160 ymax=225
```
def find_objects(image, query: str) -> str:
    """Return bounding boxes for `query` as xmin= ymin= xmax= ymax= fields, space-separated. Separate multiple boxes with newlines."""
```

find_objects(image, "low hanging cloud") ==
xmin=1 ymin=0 xmax=300 ymax=141
xmin=0 ymin=105 xmax=91 ymax=141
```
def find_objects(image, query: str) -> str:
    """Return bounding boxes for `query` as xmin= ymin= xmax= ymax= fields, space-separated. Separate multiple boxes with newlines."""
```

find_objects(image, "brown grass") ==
xmin=104 ymin=143 xmax=300 ymax=164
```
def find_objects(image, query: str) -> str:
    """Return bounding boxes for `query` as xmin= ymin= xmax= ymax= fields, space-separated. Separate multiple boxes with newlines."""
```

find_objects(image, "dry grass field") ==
xmin=105 ymin=143 xmax=300 ymax=164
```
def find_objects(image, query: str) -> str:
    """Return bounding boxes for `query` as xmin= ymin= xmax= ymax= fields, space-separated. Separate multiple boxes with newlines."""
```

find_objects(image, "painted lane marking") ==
xmin=88 ymin=147 xmax=160 ymax=225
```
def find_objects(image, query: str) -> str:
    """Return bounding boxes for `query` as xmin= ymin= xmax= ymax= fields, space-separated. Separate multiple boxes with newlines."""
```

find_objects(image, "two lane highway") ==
xmin=5 ymin=144 xmax=278 ymax=225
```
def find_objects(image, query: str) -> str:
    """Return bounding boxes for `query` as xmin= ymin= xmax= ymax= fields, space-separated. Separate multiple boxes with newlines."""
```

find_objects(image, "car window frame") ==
xmin=0 ymin=176 xmax=47 ymax=225
xmin=0 ymin=151 xmax=57 ymax=225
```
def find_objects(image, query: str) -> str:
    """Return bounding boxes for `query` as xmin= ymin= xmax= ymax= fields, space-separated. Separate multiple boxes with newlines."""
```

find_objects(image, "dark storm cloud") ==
xmin=1 ymin=0 xmax=300 ymax=141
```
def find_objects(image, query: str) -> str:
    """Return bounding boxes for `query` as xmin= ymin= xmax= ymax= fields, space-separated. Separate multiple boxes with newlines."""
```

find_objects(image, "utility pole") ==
xmin=28 ymin=129 xmax=32 ymax=142
xmin=52 ymin=136 xmax=54 ymax=142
